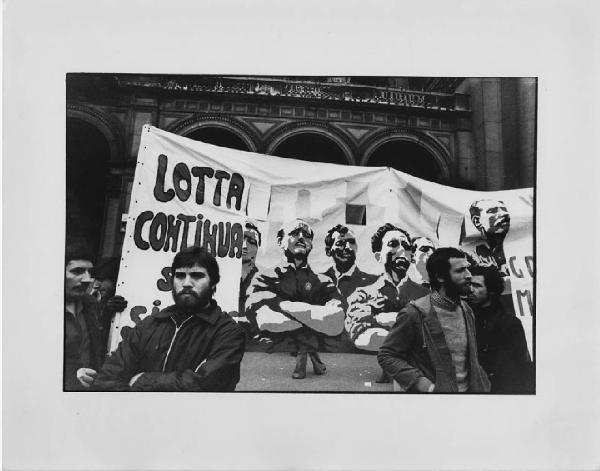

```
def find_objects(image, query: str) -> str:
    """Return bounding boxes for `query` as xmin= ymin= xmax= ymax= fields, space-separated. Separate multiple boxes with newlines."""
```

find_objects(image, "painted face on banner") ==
xmin=65 ymin=259 xmax=94 ymax=300
xmin=413 ymin=237 xmax=435 ymax=266
xmin=242 ymin=229 xmax=260 ymax=264
xmin=468 ymin=275 xmax=489 ymax=305
xmin=474 ymin=200 xmax=511 ymax=236
xmin=279 ymin=220 xmax=314 ymax=258
xmin=330 ymin=230 xmax=357 ymax=267
xmin=378 ymin=230 xmax=412 ymax=277
xmin=444 ymin=257 xmax=472 ymax=297
xmin=172 ymin=264 xmax=213 ymax=311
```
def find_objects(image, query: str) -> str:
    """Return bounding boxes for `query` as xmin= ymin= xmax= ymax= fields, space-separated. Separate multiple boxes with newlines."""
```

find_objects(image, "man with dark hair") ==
xmin=231 ymin=221 xmax=262 ymax=337
xmin=469 ymin=265 xmax=533 ymax=393
xmin=90 ymin=257 xmax=127 ymax=348
xmin=246 ymin=219 xmax=345 ymax=379
xmin=469 ymin=199 xmax=510 ymax=275
xmin=322 ymin=224 xmax=377 ymax=352
xmin=64 ymin=244 xmax=105 ymax=391
xmin=93 ymin=246 xmax=246 ymax=391
xmin=378 ymin=247 xmax=490 ymax=393
xmin=346 ymin=223 xmax=429 ymax=354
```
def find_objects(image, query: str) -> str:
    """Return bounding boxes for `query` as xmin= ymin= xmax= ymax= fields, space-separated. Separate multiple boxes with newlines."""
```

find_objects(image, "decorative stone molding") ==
xmin=66 ymin=103 xmax=126 ymax=161
xmin=265 ymin=120 xmax=356 ymax=165
xmin=360 ymin=128 xmax=452 ymax=182
xmin=165 ymin=114 xmax=260 ymax=152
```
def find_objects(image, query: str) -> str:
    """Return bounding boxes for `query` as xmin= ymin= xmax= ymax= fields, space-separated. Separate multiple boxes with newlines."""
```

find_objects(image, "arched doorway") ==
xmin=66 ymin=118 xmax=110 ymax=255
xmin=185 ymin=126 xmax=251 ymax=151
xmin=270 ymin=132 xmax=349 ymax=165
xmin=366 ymin=140 xmax=443 ymax=182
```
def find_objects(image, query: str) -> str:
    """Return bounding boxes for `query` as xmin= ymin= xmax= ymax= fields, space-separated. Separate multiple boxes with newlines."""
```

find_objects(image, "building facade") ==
xmin=66 ymin=75 xmax=536 ymax=259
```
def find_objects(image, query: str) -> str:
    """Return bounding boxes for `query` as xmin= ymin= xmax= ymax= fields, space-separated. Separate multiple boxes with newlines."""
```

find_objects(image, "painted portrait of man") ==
xmin=469 ymin=199 xmax=511 ymax=276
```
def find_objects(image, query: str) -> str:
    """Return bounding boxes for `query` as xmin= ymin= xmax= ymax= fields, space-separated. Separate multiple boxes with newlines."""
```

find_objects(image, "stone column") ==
xmin=516 ymin=78 xmax=537 ymax=188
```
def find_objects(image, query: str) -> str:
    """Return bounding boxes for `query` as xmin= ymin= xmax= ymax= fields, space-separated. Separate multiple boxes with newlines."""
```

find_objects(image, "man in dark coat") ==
xmin=346 ymin=224 xmax=429 ymax=353
xmin=63 ymin=245 xmax=106 ymax=391
xmin=321 ymin=224 xmax=377 ymax=352
xmin=378 ymin=247 xmax=490 ymax=393
xmin=469 ymin=265 xmax=533 ymax=393
xmin=93 ymin=246 xmax=246 ymax=392
xmin=245 ymin=219 xmax=345 ymax=379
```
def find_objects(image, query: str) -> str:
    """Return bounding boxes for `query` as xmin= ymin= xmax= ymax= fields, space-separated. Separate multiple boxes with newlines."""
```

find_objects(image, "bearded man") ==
xmin=93 ymin=246 xmax=246 ymax=391
xmin=378 ymin=247 xmax=490 ymax=393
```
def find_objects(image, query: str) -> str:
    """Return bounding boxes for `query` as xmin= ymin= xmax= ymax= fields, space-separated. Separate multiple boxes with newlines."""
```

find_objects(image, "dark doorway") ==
xmin=66 ymin=118 xmax=110 ymax=256
xmin=185 ymin=127 xmax=250 ymax=151
xmin=271 ymin=132 xmax=348 ymax=165
xmin=367 ymin=140 xmax=441 ymax=182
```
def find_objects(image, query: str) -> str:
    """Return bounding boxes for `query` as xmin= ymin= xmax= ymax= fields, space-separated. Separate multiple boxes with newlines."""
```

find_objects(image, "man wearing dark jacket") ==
xmin=64 ymin=245 xmax=105 ymax=391
xmin=378 ymin=247 xmax=490 ymax=393
xmin=469 ymin=265 xmax=533 ymax=393
xmin=245 ymin=219 xmax=345 ymax=379
xmin=93 ymin=246 xmax=246 ymax=392
xmin=321 ymin=224 xmax=377 ymax=352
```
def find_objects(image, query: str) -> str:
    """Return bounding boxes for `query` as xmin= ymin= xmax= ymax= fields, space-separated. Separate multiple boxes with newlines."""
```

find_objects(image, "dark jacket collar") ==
xmin=152 ymin=300 xmax=221 ymax=325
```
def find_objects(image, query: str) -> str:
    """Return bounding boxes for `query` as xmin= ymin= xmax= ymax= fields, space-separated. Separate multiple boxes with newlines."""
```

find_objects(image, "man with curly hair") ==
xmin=321 ymin=224 xmax=377 ymax=352
xmin=346 ymin=223 xmax=429 ymax=366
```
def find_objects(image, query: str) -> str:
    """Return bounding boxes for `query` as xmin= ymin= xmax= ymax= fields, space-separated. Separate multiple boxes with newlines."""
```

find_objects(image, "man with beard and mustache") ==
xmin=321 ymin=224 xmax=377 ymax=352
xmin=92 ymin=247 xmax=246 ymax=391
xmin=346 ymin=224 xmax=429 ymax=356
xmin=246 ymin=219 xmax=345 ymax=379
xmin=378 ymin=247 xmax=490 ymax=393
xmin=469 ymin=199 xmax=511 ymax=276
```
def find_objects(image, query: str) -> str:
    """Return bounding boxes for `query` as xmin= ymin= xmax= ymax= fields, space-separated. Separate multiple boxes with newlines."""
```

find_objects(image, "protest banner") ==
xmin=109 ymin=125 xmax=534 ymax=355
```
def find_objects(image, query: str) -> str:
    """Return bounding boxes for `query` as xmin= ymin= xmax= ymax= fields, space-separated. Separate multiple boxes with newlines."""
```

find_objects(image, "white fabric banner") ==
xmin=109 ymin=125 xmax=534 ymax=354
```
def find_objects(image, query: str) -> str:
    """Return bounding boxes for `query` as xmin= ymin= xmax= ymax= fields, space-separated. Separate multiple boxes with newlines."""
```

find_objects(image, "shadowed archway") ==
xmin=185 ymin=126 xmax=251 ymax=151
xmin=66 ymin=118 xmax=111 ymax=255
xmin=366 ymin=140 xmax=442 ymax=182
xmin=270 ymin=132 xmax=349 ymax=165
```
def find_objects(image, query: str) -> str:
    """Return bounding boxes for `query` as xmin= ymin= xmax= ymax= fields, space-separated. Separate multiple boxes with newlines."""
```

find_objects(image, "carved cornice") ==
xmin=115 ymin=76 xmax=462 ymax=112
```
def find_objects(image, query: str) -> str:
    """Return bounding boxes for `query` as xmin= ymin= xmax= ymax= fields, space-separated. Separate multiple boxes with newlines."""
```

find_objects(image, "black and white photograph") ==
xmin=3 ymin=1 xmax=600 ymax=470
xmin=65 ymin=74 xmax=535 ymax=394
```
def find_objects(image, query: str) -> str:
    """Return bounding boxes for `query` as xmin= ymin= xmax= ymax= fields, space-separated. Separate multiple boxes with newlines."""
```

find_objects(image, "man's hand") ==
xmin=76 ymin=368 xmax=97 ymax=388
xmin=105 ymin=295 xmax=128 ymax=313
xmin=348 ymin=304 xmax=375 ymax=322
xmin=413 ymin=376 xmax=435 ymax=393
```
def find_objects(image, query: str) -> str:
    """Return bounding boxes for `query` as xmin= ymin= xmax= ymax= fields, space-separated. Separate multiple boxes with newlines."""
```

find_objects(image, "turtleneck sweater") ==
xmin=430 ymin=290 xmax=469 ymax=392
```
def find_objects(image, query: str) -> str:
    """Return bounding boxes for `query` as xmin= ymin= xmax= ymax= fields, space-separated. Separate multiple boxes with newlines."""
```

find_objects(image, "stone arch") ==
xmin=265 ymin=121 xmax=356 ymax=165
xmin=66 ymin=103 xmax=126 ymax=161
xmin=165 ymin=114 xmax=259 ymax=152
xmin=360 ymin=129 xmax=451 ymax=182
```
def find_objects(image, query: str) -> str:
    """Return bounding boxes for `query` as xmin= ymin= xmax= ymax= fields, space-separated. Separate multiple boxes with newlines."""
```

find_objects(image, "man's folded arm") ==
xmin=255 ymin=305 xmax=303 ymax=332
xmin=93 ymin=323 xmax=144 ymax=391
xmin=130 ymin=323 xmax=246 ymax=392
xmin=279 ymin=300 xmax=345 ymax=336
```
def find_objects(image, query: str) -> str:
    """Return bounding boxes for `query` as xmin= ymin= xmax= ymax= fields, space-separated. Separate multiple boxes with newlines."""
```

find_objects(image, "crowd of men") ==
xmin=65 ymin=198 xmax=533 ymax=393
